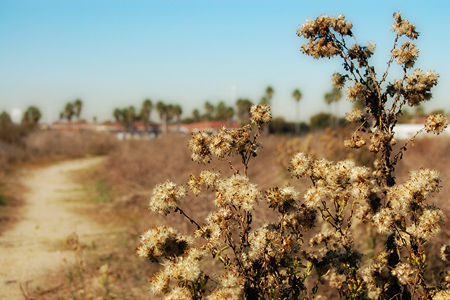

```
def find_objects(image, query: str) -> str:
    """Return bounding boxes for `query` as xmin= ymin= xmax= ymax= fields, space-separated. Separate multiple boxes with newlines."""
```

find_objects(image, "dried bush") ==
xmin=137 ymin=13 xmax=449 ymax=299
xmin=24 ymin=130 xmax=118 ymax=159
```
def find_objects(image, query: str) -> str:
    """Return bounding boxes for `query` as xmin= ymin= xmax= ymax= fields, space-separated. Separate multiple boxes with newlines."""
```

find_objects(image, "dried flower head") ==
xmin=345 ymin=109 xmax=364 ymax=123
xmin=391 ymin=262 xmax=417 ymax=285
xmin=391 ymin=42 xmax=419 ymax=68
xmin=215 ymin=174 xmax=261 ymax=211
xmin=250 ymin=104 xmax=272 ymax=125
xmin=289 ymin=152 xmax=314 ymax=178
xmin=425 ymin=113 xmax=449 ymax=135
xmin=265 ymin=185 xmax=299 ymax=209
xmin=209 ymin=129 xmax=234 ymax=158
xmin=392 ymin=12 xmax=419 ymax=39
xmin=297 ymin=14 xmax=352 ymax=59
xmin=404 ymin=168 xmax=441 ymax=201
xmin=433 ymin=290 xmax=450 ymax=300
xmin=372 ymin=207 xmax=395 ymax=234
xmin=440 ymin=245 xmax=450 ymax=262
xmin=344 ymin=135 xmax=366 ymax=149
xmin=149 ymin=180 xmax=186 ymax=215
xmin=407 ymin=205 xmax=444 ymax=239
xmin=346 ymin=82 xmax=367 ymax=102
xmin=405 ymin=69 xmax=439 ymax=106
xmin=369 ymin=130 xmax=395 ymax=153
xmin=332 ymin=73 xmax=346 ymax=89
xmin=189 ymin=131 xmax=212 ymax=163
xmin=187 ymin=170 xmax=222 ymax=196
xmin=136 ymin=225 xmax=192 ymax=259
xmin=208 ymin=268 xmax=244 ymax=300
xmin=163 ymin=286 xmax=193 ymax=300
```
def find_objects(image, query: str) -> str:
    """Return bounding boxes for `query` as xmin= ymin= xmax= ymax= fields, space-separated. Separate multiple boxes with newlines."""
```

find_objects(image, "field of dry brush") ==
xmin=6 ymin=129 xmax=446 ymax=299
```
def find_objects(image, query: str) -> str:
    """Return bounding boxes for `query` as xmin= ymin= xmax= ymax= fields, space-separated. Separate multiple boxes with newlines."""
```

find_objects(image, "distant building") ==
xmin=176 ymin=121 xmax=240 ymax=134
xmin=393 ymin=123 xmax=449 ymax=140
xmin=47 ymin=120 xmax=241 ymax=138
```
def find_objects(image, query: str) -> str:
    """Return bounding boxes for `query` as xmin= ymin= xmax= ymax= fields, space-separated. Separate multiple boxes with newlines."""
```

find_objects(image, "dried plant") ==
xmin=137 ymin=13 xmax=449 ymax=299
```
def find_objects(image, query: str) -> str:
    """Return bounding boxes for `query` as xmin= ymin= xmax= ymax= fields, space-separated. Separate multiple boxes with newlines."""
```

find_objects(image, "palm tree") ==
xmin=215 ymin=101 xmax=235 ymax=124
xmin=64 ymin=102 xmax=74 ymax=122
xmin=292 ymin=89 xmax=302 ymax=135
xmin=204 ymin=101 xmax=214 ymax=121
xmin=22 ymin=106 xmax=42 ymax=126
xmin=192 ymin=109 xmax=200 ymax=122
xmin=0 ymin=111 xmax=12 ymax=126
xmin=260 ymin=86 xmax=274 ymax=105
xmin=125 ymin=106 xmax=136 ymax=132
xmin=173 ymin=104 xmax=182 ymax=132
xmin=156 ymin=101 xmax=168 ymax=134
xmin=113 ymin=108 xmax=122 ymax=123
xmin=73 ymin=99 xmax=83 ymax=121
xmin=236 ymin=98 xmax=253 ymax=124
xmin=140 ymin=99 xmax=153 ymax=132
xmin=324 ymin=87 xmax=342 ymax=129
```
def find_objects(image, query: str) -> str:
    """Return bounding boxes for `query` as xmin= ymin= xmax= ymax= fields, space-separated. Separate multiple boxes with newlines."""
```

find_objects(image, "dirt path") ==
xmin=0 ymin=157 xmax=106 ymax=299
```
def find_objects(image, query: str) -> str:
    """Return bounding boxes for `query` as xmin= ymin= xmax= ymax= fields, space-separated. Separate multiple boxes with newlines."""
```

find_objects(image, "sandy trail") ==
xmin=0 ymin=157 xmax=106 ymax=299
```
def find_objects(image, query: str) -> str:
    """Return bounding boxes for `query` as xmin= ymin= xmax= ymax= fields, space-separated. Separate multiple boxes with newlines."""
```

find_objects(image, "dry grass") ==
xmin=23 ymin=132 xmax=450 ymax=299
xmin=0 ymin=130 xmax=118 ymax=237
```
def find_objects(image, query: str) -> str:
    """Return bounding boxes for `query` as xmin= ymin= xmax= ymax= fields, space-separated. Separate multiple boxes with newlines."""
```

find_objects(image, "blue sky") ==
xmin=1 ymin=0 xmax=449 ymax=123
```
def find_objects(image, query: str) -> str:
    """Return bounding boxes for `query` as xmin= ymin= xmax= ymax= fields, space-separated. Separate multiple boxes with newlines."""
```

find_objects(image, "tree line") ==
xmin=0 ymin=86 xmax=446 ymax=133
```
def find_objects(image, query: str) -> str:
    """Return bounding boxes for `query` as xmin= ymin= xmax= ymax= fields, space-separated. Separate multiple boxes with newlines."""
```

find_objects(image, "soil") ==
xmin=0 ymin=157 xmax=106 ymax=299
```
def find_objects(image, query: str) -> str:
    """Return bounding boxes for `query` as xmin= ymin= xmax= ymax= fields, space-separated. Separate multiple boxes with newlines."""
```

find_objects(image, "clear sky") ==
xmin=1 ymin=0 xmax=449 ymax=124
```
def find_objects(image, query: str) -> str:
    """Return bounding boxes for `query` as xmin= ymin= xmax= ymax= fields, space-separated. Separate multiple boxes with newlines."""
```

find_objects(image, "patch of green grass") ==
xmin=90 ymin=180 xmax=113 ymax=203
xmin=0 ymin=193 xmax=7 ymax=206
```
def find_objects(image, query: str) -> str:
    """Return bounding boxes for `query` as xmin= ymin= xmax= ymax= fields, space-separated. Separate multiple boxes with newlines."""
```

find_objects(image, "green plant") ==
xmin=137 ymin=13 xmax=449 ymax=299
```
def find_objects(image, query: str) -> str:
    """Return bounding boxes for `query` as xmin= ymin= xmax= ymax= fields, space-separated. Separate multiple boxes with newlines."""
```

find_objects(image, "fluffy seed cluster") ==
xmin=148 ymin=180 xmax=186 ymax=215
xmin=433 ymin=290 xmax=450 ymax=300
xmin=136 ymin=225 xmax=193 ymax=260
xmin=161 ymin=286 xmax=192 ymax=300
xmin=332 ymin=73 xmax=346 ymax=90
xmin=297 ymin=14 xmax=352 ymax=59
xmin=215 ymin=174 xmax=261 ymax=211
xmin=345 ymin=109 xmax=364 ymax=123
xmin=440 ymin=245 xmax=450 ymax=262
xmin=148 ymin=247 xmax=206 ymax=296
xmin=187 ymin=170 xmax=222 ymax=196
xmin=391 ymin=262 xmax=417 ymax=285
xmin=346 ymin=82 xmax=367 ymax=102
xmin=348 ymin=43 xmax=375 ymax=67
xmin=359 ymin=251 xmax=391 ymax=299
xmin=196 ymin=207 xmax=236 ymax=250
xmin=392 ymin=12 xmax=419 ymax=39
xmin=289 ymin=152 xmax=314 ymax=178
xmin=405 ymin=69 xmax=439 ymax=106
xmin=391 ymin=42 xmax=419 ymax=68
xmin=372 ymin=169 xmax=443 ymax=240
xmin=250 ymin=104 xmax=272 ymax=125
xmin=408 ymin=205 xmax=444 ymax=239
xmin=290 ymin=153 xmax=373 ymax=212
xmin=265 ymin=186 xmax=298 ymax=209
xmin=208 ymin=269 xmax=244 ymax=300
xmin=369 ymin=130 xmax=395 ymax=153
xmin=425 ymin=113 xmax=449 ymax=135
xmin=298 ymin=14 xmax=353 ymax=38
xmin=344 ymin=134 xmax=366 ymax=149
xmin=188 ymin=120 xmax=261 ymax=164
xmin=188 ymin=131 xmax=213 ymax=164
